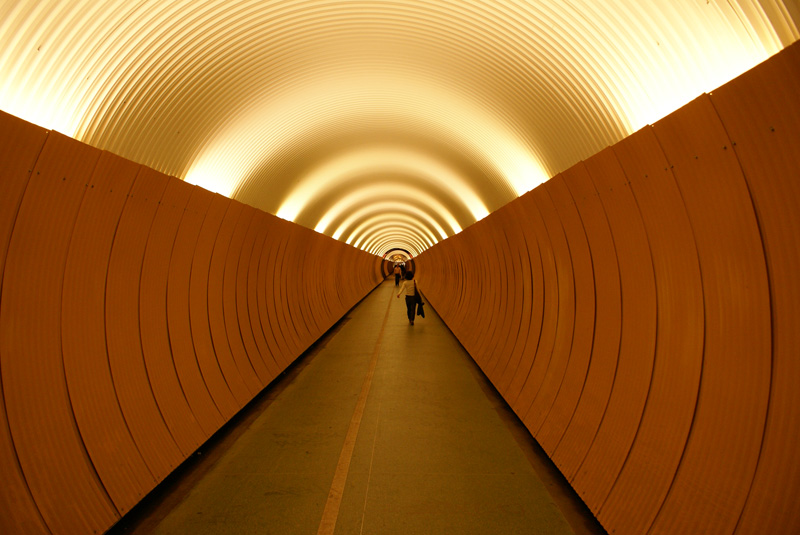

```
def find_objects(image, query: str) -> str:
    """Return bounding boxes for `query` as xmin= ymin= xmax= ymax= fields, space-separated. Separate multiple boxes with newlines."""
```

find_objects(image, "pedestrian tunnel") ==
xmin=0 ymin=32 xmax=799 ymax=535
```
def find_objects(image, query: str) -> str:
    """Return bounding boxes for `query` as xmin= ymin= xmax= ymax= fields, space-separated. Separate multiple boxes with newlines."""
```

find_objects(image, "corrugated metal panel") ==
xmin=61 ymin=151 xmax=155 ymax=513
xmin=522 ymin=180 xmax=577 ymax=434
xmin=250 ymin=213 xmax=285 ymax=375
xmin=188 ymin=192 xmax=249 ymax=410
xmin=0 ymin=131 xmax=118 ymax=534
xmin=224 ymin=205 xmax=267 ymax=387
xmin=572 ymin=146 xmax=657 ymax=509
xmin=534 ymin=174 xmax=594 ymax=450
xmin=207 ymin=199 xmax=260 ymax=401
xmin=549 ymin=161 xmax=621 ymax=483
xmin=106 ymin=166 xmax=187 ymax=469
xmin=511 ymin=191 xmax=560 ymax=415
xmin=647 ymin=94 xmax=771 ymax=535
xmin=714 ymin=39 xmax=800 ymax=535
xmin=141 ymin=178 xmax=222 ymax=439
xmin=598 ymin=126 xmax=703 ymax=534
xmin=0 ymin=111 xmax=51 ymax=535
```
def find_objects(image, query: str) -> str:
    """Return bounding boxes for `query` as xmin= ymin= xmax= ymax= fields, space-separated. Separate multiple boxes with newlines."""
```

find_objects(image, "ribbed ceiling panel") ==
xmin=1 ymin=0 xmax=797 ymax=254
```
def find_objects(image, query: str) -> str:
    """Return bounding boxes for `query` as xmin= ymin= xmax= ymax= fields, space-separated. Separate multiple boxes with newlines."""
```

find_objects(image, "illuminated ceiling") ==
xmin=2 ymin=1 xmax=797 ymax=256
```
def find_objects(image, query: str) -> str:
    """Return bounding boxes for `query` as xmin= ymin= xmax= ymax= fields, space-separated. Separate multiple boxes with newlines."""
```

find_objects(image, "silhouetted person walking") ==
xmin=393 ymin=264 xmax=402 ymax=286
xmin=396 ymin=271 xmax=418 ymax=325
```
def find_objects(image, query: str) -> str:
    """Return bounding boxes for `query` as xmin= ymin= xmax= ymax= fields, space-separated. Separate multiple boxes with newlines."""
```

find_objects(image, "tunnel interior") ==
xmin=1 ymin=2 xmax=799 ymax=534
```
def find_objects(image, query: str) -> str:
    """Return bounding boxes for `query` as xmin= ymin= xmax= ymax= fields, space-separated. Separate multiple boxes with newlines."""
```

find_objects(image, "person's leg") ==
xmin=405 ymin=296 xmax=415 ymax=324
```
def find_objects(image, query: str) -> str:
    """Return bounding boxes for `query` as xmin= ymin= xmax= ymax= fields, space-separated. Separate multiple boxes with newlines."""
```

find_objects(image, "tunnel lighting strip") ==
xmin=275 ymin=145 xmax=491 ymax=223
xmin=314 ymin=184 xmax=465 ymax=237
xmin=366 ymin=234 xmax=425 ymax=257
xmin=330 ymin=202 xmax=449 ymax=242
xmin=358 ymin=224 xmax=432 ymax=253
xmin=349 ymin=216 xmax=438 ymax=250
xmin=352 ymin=219 xmax=436 ymax=250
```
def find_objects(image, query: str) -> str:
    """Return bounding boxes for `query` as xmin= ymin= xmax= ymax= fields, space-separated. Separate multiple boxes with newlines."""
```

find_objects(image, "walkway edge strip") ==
xmin=317 ymin=293 xmax=392 ymax=535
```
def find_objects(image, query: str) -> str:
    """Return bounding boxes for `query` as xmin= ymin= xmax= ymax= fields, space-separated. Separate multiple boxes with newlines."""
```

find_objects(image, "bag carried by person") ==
xmin=414 ymin=281 xmax=425 ymax=318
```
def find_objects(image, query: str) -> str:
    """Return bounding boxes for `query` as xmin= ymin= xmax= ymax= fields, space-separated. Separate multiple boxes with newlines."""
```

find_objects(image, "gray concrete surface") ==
xmin=109 ymin=278 xmax=605 ymax=535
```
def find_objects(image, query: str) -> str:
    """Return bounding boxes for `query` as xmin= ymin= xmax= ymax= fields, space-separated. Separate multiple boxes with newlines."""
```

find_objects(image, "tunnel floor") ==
xmin=109 ymin=278 xmax=606 ymax=535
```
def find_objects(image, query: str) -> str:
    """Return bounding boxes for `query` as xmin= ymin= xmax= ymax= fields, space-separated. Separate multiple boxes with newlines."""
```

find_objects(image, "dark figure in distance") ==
xmin=396 ymin=271 xmax=418 ymax=325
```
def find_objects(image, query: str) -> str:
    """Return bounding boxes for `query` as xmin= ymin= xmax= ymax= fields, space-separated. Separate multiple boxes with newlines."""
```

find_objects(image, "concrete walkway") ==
xmin=110 ymin=279 xmax=604 ymax=535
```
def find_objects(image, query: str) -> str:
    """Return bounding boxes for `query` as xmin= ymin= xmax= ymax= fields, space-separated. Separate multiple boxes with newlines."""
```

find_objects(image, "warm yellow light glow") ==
xmin=1 ymin=0 xmax=796 ymax=247
xmin=315 ymin=184 xmax=464 ymax=237
xmin=351 ymin=218 xmax=436 ymax=251
xmin=370 ymin=239 xmax=421 ymax=257
xmin=600 ymin=1 xmax=785 ymax=129
xmin=276 ymin=146 xmax=490 ymax=223
xmin=361 ymin=235 xmax=429 ymax=259
xmin=385 ymin=251 xmax=412 ymax=264
xmin=352 ymin=221 xmax=434 ymax=250
xmin=367 ymin=236 xmax=423 ymax=257
xmin=184 ymin=164 xmax=238 ymax=197
xmin=346 ymin=215 xmax=439 ymax=250
xmin=331 ymin=202 xmax=449 ymax=242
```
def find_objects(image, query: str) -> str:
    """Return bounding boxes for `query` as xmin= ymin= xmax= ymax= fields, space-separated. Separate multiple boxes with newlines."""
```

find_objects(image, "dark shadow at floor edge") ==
xmin=422 ymin=294 xmax=608 ymax=535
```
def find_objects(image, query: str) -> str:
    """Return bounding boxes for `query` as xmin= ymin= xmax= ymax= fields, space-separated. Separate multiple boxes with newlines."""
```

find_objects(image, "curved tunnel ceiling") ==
xmin=1 ymin=1 xmax=798 ymax=256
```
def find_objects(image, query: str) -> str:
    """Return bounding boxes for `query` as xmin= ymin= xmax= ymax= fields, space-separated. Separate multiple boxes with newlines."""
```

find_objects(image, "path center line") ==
xmin=317 ymin=290 xmax=392 ymax=535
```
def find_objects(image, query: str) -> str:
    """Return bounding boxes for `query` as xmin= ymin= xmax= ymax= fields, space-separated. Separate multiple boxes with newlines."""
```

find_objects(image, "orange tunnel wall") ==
xmin=416 ymin=43 xmax=800 ymax=535
xmin=0 ymin=113 xmax=384 ymax=535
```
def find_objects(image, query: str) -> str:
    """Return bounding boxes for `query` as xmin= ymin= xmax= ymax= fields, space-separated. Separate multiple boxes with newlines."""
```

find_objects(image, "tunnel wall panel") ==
xmin=106 ymin=167 xmax=186 ymax=471
xmin=255 ymin=214 xmax=285 ymax=375
xmin=646 ymin=95 xmax=771 ymax=535
xmin=550 ymin=162 xmax=621 ymax=480
xmin=500 ymin=199 xmax=545 ymax=404
xmin=207 ymin=199 xmax=257 ymax=402
xmin=597 ymin=126 xmax=704 ymax=534
xmin=284 ymin=225 xmax=314 ymax=352
xmin=494 ymin=201 xmax=535 ymax=399
xmin=62 ymin=152 xmax=155 ymax=513
xmin=233 ymin=207 xmax=273 ymax=386
xmin=160 ymin=182 xmax=227 ymax=434
xmin=416 ymin=42 xmax=799 ymax=535
xmin=270 ymin=224 xmax=299 ymax=356
xmin=510 ymin=191 xmax=559 ymax=416
xmin=0 ymin=116 xmax=383 ymax=534
xmin=485 ymin=208 xmax=523 ymax=384
xmin=191 ymin=193 xmax=251 ymax=410
xmin=0 ymin=132 xmax=118 ymax=534
xmin=521 ymin=179 xmax=576 ymax=436
xmin=535 ymin=173 xmax=595 ymax=453
xmin=248 ymin=212 xmax=282 ymax=378
xmin=711 ymin=44 xmax=800 ymax=535
xmin=138 ymin=173 xmax=209 ymax=453
xmin=307 ymin=234 xmax=331 ymax=335
xmin=0 ymin=112 xmax=52 ymax=535
xmin=495 ymin=210 xmax=521 ymax=381
xmin=471 ymin=221 xmax=502 ymax=372
xmin=573 ymin=146 xmax=657 ymax=509
xmin=171 ymin=186 xmax=239 ymax=421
